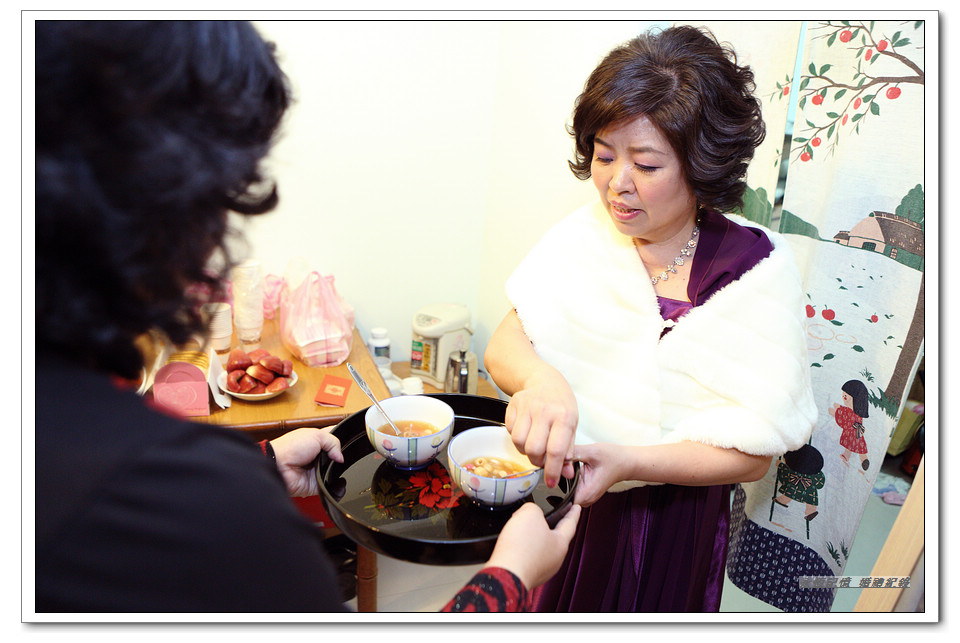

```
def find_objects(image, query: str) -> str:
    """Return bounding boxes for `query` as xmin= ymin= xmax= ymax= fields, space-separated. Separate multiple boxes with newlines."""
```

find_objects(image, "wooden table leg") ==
xmin=356 ymin=546 xmax=377 ymax=612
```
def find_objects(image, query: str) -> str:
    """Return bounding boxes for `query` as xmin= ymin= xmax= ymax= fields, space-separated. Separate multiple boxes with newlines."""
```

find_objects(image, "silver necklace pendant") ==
xmin=650 ymin=225 xmax=699 ymax=286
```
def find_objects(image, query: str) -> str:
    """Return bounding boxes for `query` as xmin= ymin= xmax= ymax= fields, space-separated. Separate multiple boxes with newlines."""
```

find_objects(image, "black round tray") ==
xmin=316 ymin=393 xmax=579 ymax=566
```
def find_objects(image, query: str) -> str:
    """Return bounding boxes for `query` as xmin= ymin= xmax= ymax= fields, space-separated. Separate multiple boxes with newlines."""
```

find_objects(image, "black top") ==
xmin=35 ymin=353 xmax=345 ymax=612
xmin=34 ymin=354 xmax=531 ymax=613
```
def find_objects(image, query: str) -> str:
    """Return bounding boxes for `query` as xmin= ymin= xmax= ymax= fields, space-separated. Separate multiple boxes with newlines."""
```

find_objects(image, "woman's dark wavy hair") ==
xmin=36 ymin=21 xmax=291 ymax=379
xmin=569 ymin=25 xmax=765 ymax=213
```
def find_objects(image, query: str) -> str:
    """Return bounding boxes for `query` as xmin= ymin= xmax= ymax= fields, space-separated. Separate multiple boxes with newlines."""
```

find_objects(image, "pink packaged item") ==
xmin=273 ymin=271 xmax=354 ymax=367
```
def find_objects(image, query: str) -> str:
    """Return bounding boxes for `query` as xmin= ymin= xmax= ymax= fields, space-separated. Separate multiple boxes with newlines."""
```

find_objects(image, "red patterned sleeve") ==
xmin=441 ymin=567 xmax=531 ymax=612
xmin=258 ymin=439 xmax=277 ymax=465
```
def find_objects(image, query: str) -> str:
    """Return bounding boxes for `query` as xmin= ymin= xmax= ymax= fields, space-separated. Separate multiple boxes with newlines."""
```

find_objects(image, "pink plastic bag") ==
xmin=273 ymin=271 xmax=354 ymax=367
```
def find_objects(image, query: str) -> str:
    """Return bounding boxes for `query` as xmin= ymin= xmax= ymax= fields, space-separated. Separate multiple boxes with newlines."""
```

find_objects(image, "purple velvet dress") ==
xmin=532 ymin=210 xmax=774 ymax=612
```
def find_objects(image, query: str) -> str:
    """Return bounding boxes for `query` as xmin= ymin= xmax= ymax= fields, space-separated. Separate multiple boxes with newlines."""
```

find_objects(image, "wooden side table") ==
xmin=194 ymin=321 xmax=387 ymax=442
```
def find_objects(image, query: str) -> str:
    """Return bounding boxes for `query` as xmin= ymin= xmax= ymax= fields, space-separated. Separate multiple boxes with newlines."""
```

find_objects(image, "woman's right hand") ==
xmin=485 ymin=309 xmax=579 ymax=488
xmin=486 ymin=502 xmax=581 ymax=590
xmin=505 ymin=368 xmax=579 ymax=487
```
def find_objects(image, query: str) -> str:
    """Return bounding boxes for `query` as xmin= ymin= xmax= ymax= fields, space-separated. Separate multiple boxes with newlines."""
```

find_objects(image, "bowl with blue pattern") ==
xmin=364 ymin=395 xmax=454 ymax=470
xmin=447 ymin=425 xmax=542 ymax=508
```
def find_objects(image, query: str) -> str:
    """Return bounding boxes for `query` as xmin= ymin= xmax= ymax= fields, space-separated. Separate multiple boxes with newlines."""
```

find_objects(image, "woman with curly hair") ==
xmin=484 ymin=25 xmax=817 ymax=611
xmin=34 ymin=20 xmax=579 ymax=613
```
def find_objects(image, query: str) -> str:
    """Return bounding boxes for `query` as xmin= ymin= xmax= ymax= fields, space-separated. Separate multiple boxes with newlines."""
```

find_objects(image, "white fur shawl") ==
xmin=506 ymin=202 xmax=817 ymax=473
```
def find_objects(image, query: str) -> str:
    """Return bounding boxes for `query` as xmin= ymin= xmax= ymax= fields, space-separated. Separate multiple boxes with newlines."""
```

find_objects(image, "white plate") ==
xmin=217 ymin=369 xmax=298 ymax=401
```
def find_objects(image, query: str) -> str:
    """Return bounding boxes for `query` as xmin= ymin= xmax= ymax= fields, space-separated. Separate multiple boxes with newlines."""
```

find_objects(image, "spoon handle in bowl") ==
xmin=346 ymin=362 xmax=402 ymax=434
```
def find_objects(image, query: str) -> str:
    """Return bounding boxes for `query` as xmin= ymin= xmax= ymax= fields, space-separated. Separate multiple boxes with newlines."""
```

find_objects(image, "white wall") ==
xmin=236 ymin=20 xmax=659 ymax=378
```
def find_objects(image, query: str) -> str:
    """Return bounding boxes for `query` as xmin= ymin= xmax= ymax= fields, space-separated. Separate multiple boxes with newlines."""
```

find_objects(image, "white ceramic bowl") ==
xmin=447 ymin=425 xmax=542 ymax=508
xmin=364 ymin=395 xmax=454 ymax=470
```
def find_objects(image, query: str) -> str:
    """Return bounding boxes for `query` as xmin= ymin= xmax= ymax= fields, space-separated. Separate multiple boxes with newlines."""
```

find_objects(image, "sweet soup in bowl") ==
xmin=447 ymin=425 xmax=542 ymax=508
xmin=364 ymin=395 xmax=454 ymax=470
xmin=461 ymin=456 xmax=531 ymax=478
xmin=376 ymin=420 xmax=442 ymax=438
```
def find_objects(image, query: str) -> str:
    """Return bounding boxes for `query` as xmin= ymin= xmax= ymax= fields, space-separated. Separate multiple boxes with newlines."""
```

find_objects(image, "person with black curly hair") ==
xmin=34 ymin=20 xmax=579 ymax=614
xmin=484 ymin=25 xmax=817 ymax=612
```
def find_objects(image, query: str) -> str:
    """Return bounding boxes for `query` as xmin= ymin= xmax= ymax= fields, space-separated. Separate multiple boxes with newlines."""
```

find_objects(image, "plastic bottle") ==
xmin=368 ymin=327 xmax=391 ymax=362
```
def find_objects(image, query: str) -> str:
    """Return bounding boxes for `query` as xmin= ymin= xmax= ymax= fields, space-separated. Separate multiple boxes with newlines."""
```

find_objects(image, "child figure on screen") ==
xmin=830 ymin=379 xmax=871 ymax=472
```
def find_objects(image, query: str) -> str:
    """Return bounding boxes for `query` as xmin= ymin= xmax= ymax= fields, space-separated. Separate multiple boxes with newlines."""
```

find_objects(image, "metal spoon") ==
xmin=507 ymin=468 xmax=543 ymax=478
xmin=346 ymin=362 xmax=402 ymax=435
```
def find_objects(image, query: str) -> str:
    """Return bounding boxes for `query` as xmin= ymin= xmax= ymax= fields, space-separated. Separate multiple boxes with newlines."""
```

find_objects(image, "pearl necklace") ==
xmin=643 ymin=224 xmax=700 ymax=286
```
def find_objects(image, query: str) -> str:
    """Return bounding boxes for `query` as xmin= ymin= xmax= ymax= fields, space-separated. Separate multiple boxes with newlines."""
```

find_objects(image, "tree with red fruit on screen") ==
xmin=783 ymin=21 xmax=923 ymax=165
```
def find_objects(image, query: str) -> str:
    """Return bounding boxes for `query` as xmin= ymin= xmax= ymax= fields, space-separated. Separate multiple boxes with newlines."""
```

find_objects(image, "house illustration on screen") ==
xmin=832 ymin=211 xmax=923 ymax=269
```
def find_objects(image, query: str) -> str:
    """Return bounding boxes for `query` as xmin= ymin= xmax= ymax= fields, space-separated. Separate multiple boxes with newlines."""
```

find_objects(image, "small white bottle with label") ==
xmin=368 ymin=327 xmax=391 ymax=369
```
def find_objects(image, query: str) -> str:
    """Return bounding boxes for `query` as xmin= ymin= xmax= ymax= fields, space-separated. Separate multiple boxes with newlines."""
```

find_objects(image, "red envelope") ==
xmin=315 ymin=374 xmax=352 ymax=407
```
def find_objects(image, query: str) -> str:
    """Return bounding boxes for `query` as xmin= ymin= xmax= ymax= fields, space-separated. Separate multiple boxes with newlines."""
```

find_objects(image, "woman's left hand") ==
xmin=269 ymin=427 xmax=344 ymax=497
xmin=569 ymin=442 xmax=631 ymax=507
xmin=572 ymin=440 xmax=773 ymax=506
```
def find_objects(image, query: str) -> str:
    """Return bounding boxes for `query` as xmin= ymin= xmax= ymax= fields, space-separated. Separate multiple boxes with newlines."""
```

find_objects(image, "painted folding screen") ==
xmin=724 ymin=20 xmax=926 ymax=612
